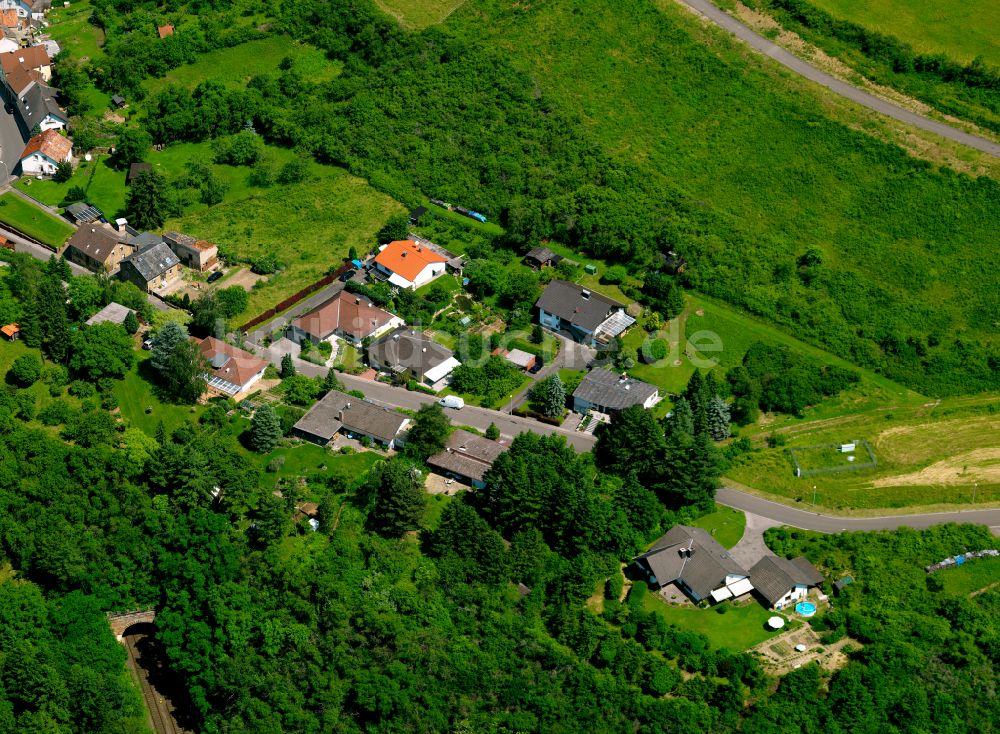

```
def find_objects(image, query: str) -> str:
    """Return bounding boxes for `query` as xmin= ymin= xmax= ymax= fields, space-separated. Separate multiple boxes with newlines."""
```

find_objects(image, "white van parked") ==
xmin=438 ymin=395 xmax=465 ymax=409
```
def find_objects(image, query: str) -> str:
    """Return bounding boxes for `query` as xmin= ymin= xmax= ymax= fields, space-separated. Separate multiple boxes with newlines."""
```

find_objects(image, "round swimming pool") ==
xmin=795 ymin=602 xmax=817 ymax=617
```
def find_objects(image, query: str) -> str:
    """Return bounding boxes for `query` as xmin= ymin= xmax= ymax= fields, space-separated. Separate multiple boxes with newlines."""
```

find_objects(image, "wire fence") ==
xmin=788 ymin=439 xmax=877 ymax=477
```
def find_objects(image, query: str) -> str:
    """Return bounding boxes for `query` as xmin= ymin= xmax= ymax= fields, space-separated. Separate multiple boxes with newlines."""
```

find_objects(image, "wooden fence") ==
xmin=238 ymin=263 xmax=350 ymax=333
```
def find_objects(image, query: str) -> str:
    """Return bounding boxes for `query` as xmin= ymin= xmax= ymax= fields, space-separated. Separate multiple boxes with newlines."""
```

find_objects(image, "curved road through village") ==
xmin=676 ymin=0 xmax=1000 ymax=158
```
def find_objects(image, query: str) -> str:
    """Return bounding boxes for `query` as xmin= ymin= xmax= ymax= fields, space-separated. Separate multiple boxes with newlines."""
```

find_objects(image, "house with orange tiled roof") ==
xmin=373 ymin=239 xmax=448 ymax=290
xmin=287 ymin=290 xmax=403 ymax=348
xmin=197 ymin=337 xmax=268 ymax=396
xmin=19 ymin=128 xmax=71 ymax=176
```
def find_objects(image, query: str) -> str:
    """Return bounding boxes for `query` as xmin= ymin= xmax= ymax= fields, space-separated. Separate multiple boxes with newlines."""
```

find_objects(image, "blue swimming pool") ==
xmin=795 ymin=602 xmax=817 ymax=617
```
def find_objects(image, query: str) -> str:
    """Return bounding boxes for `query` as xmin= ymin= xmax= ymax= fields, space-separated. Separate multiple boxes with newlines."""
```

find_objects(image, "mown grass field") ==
xmin=0 ymin=193 xmax=74 ymax=247
xmin=689 ymin=505 xmax=746 ymax=549
xmin=17 ymin=154 xmax=127 ymax=220
xmin=727 ymin=392 xmax=1000 ymax=510
xmin=145 ymin=36 xmax=341 ymax=95
xmin=642 ymin=595 xmax=788 ymax=650
xmin=373 ymin=0 xmax=467 ymax=29
xmin=46 ymin=0 xmax=104 ymax=61
xmin=165 ymin=165 xmax=404 ymax=323
xmin=114 ymin=362 xmax=205 ymax=436
xmin=448 ymin=0 xmax=1000 ymax=398
xmin=807 ymin=0 xmax=1000 ymax=66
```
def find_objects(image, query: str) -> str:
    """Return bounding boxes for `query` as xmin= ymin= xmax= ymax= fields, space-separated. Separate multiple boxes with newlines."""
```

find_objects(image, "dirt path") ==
xmin=673 ymin=0 xmax=1000 ymax=158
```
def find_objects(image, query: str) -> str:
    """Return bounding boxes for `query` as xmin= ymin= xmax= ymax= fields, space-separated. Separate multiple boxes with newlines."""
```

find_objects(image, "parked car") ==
xmin=206 ymin=270 xmax=224 ymax=283
xmin=339 ymin=269 xmax=356 ymax=283
xmin=141 ymin=337 xmax=153 ymax=350
xmin=438 ymin=395 xmax=465 ymax=409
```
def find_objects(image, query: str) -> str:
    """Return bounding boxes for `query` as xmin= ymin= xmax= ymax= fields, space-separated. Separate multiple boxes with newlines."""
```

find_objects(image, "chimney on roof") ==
xmin=422 ymin=347 xmax=427 ymax=353
xmin=355 ymin=298 xmax=360 ymax=305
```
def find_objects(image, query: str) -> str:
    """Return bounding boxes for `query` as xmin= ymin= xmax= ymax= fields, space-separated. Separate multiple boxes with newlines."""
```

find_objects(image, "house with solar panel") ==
xmin=534 ymin=280 xmax=635 ymax=347
xmin=196 ymin=337 xmax=269 ymax=396
xmin=118 ymin=241 xmax=182 ymax=293
xmin=634 ymin=525 xmax=754 ymax=604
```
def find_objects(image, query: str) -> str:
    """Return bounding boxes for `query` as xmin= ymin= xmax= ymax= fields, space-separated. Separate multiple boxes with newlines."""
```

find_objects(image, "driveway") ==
xmin=726 ymin=511 xmax=780 ymax=568
xmin=510 ymin=332 xmax=596 ymax=411
xmin=717 ymin=486 xmax=1000 ymax=536
xmin=677 ymin=0 xmax=1000 ymax=158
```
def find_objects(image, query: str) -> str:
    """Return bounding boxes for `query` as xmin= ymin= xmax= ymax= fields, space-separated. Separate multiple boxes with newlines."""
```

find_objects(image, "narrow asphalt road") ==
xmin=717 ymin=487 xmax=1000 ymax=535
xmin=677 ymin=0 xmax=1000 ymax=158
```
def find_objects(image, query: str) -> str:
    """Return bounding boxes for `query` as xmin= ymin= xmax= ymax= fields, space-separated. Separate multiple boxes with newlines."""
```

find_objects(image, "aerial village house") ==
xmin=749 ymin=556 xmax=824 ymax=610
xmin=535 ymin=280 xmax=635 ymax=347
xmin=572 ymin=368 xmax=659 ymax=414
xmin=63 ymin=225 xmax=133 ymax=273
xmin=367 ymin=326 xmax=461 ymax=391
xmin=0 ymin=45 xmax=50 ymax=81
xmin=163 ymin=231 xmax=218 ymax=271
xmin=634 ymin=525 xmax=754 ymax=604
xmin=118 ymin=241 xmax=182 ymax=293
xmin=373 ymin=239 xmax=448 ymax=290
xmin=18 ymin=128 xmax=71 ymax=176
xmin=292 ymin=389 xmax=410 ymax=449
xmin=197 ymin=337 xmax=268 ymax=396
xmin=426 ymin=429 xmax=508 ymax=489
xmin=287 ymin=291 xmax=402 ymax=348
xmin=84 ymin=302 xmax=132 ymax=327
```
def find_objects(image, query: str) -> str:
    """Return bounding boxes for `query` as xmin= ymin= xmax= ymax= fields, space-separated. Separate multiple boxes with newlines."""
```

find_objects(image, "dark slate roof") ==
xmin=749 ymin=556 xmax=824 ymax=605
xmin=293 ymin=389 xmax=409 ymax=444
xmin=535 ymin=280 xmax=623 ymax=332
xmin=572 ymin=368 xmax=657 ymax=410
xmin=126 ymin=231 xmax=164 ymax=250
xmin=426 ymin=429 xmax=508 ymax=483
xmin=14 ymin=81 xmax=65 ymax=134
xmin=64 ymin=201 xmax=102 ymax=224
xmin=525 ymin=246 xmax=557 ymax=264
xmin=121 ymin=241 xmax=179 ymax=281
xmin=65 ymin=224 xmax=123 ymax=264
xmin=368 ymin=326 xmax=454 ymax=374
xmin=637 ymin=525 xmax=746 ymax=600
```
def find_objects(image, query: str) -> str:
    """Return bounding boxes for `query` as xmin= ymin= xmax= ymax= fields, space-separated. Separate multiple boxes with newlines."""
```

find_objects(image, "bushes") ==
xmin=9 ymin=354 xmax=41 ymax=386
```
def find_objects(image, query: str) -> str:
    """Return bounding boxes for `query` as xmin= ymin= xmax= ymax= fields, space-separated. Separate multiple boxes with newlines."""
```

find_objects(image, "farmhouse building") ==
xmin=163 ymin=231 xmax=218 ymax=271
xmin=634 ymin=525 xmax=753 ymax=604
xmin=535 ymin=280 xmax=635 ymax=347
xmin=287 ymin=291 xmax=402 ymax=348
xmin=427 ymin=429 xmax=508 ymax=489
xmin=64 ymin=225 xmax=133 ymax=273
xmin=373 ymin=239 xmax=448 ymax=290
xmin=18 ymin=128 xmax=71 ymax=176
xmin=367 ymin=327 xmax=460 ymax=391
xmin=572 ymin=368 xmax=658 ymax=414
xmin=749 ymin=556 xmax=824 ymax=610
xmin=118 ymin=241 xmax=182 ymax=293
xmin=292 ymin=389 xmax=410 ymax=449
xmin=197 ymin=337 xmax=268 ymax=396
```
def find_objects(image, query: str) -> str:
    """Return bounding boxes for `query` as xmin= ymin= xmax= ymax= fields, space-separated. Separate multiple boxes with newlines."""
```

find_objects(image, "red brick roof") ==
xmin=292 ymin=290 xmax=397 ymax=341
xmin=0 ymin=10 xmax=18 ymax=28
xmin=0 ymin=46 xmax=50 ymax=75
xmin=197 ymin=337 xmax=268 ymax=391
xmin=20 ymin=129 xmax=71 ymax=164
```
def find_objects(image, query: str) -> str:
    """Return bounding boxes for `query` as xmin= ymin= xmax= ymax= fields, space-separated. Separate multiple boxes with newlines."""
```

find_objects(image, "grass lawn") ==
xmin=259 ymin=445 xmax=382 ymax=495
xmin=642 ymin=595 xmax=790 ymax=651
xmin=807 ymin=0 xmax=1000 ymax=66
xmin=374 ymin=0 xmax=467 ymax=29
xmin=441 ymin=372 xmax=533 ymax=409
xmin=166 ymin=165 xmax=404 ymax=324
xmin=145 ymin=37 xmax=341 ymax=95
xmin=423 ymin=492 xmax=454 ymax=531
xmin=938 ymin=556 xmax=1000 ymax=597
xmin=46 ymin=0 xmax=105 ymax=61
xmin=689 ymin=505 xmax=746 ymax=549
xmin=113 ymin=362 xmax=205 ymax=436
xmin=17 ymin=154 xmax=127 ymax=220
xmin=0 ymin=193 xmax=74 ymax=247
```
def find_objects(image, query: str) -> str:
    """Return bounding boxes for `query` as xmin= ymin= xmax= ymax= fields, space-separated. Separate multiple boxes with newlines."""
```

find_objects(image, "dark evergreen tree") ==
xmin=280 ymin=353 xmax=296 ymax=378
xmin=125 ymin=169 xmax=169 ymax=229
xmin=485 ymin=422 xmax=500 ymax=440
xmin=151 ymin=321 xmax=188 ymax=373
xmin=707 ymin=396 xmax=731 ymax=441
xmin=123 ymin=310 xmax=140 ymax=335
xmin=369 ymin=459 xmax=426 ymax=537
xmin=405 ymin=403 xmax=451 ymax=460
xmin=250 ymin=404 xmax=282 ymax=453
xmin=594 ymin=405 xmax=666 ymax=483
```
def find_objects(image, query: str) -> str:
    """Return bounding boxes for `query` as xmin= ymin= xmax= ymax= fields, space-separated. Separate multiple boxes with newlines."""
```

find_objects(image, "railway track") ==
xmin=124 ymin=632 xmax=181 ymax=734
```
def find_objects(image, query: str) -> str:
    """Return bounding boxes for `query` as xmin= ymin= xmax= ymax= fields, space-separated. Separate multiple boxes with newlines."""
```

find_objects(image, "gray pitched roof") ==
xmin=121 ymin=241 xmax=179 ymax=281
xmin=65 ymin=224 xmax=123 ymax=264
xmin=749 ymin=556 xmax=824 ymax=605
xmin=292 ymin=389 xmax=409 ymax=444
xmin=126 ymin=231 xmax=164 ymax=250
xmin=573 ymin=368 xmax=657 ymax=410
xmin=535 ymin=280 xmax=623 ymax=332
xmin=427 ymin=429 xmax=508 ymax=483
xmin=84 ymin=302 xmax=131 ymax=326
xmin=368 ymin=327 xmax=453 ymax=374
xmin=15 ymin=81 xmax=65 ymax=134
xmin=637 ymin=525 xmax=746 ymax=600
xmin=525 ymin=246 xmax=559 ymax=265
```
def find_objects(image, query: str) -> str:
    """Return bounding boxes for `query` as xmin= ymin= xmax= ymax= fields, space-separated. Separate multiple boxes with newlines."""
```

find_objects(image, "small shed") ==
xmin=111 ymin=94 xmax=126 ymax=109
xmin=1 ymin=323 xmax=19 ymax=340
xmin=505 ymin=348 xmax=536 ymax=371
